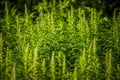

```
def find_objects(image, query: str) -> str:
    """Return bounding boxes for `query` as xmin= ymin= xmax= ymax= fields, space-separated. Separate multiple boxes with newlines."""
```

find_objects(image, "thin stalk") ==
xmin=42 ymin=58 xmax=46 ymax=76
xmin=79 ymin=48 xmax=86 ymax=80
xmin=51 ymin=51 xmax=55 ymax=80
xmin=92 ymin=37 xmax=99 ymax=78
xmin=62 ymin=54 xmax=66 ymax=80
xmin=5 ymin=49 xmax=12 ymax=80
xmin=117 ymin=64 xmax=120 ymax=79
xmin=73 ymin=66 xmax=77 ymax=80
xmin=0 ymin=33 xmax=2 ymax=71
xmin=57 ymin=51 xmax=62 ymax=79
xmin=5 ymin=1 xmax=10 ymax=30
xmin=32 ymin=46 xmax=38 ymax=76
xmin=105 ymin=49 xmax=112 ymax=80
xmin=10 ymin=63 xmax=16 ymax=80
xmin=23 ymin=44 xmax=29 ymax=76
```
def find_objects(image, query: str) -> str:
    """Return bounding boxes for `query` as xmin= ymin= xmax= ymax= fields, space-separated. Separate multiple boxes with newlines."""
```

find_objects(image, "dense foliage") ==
xmin=0 ymin=0 xmax=120 ymax=80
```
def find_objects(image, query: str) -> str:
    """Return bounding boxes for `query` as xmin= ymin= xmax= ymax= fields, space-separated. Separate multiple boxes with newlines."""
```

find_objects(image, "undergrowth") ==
xmin=0 ymin=0 xmax=120 ymax=80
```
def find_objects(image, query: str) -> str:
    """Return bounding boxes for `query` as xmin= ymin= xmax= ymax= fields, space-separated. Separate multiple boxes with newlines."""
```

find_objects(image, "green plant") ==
xmin=1 ymin=0 xmax=120 ymax=80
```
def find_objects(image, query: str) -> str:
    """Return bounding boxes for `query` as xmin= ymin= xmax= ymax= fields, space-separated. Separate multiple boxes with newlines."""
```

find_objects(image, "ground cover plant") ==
xmin=0 ymin=0 xmax=120 ymax=80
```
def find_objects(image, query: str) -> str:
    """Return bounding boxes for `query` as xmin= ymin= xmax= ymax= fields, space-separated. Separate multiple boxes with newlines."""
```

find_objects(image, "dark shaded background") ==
xmin=0 ymin=0 xmax=120 ymax=18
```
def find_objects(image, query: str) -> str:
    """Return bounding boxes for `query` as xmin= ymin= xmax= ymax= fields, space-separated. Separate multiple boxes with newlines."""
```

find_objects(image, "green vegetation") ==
xmin=0 ymin=1 xmax=120 ymax=80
